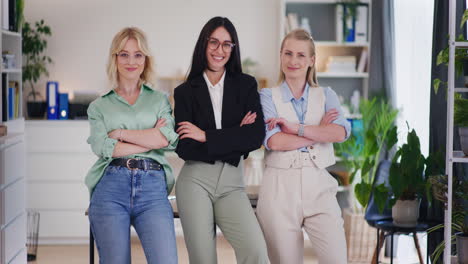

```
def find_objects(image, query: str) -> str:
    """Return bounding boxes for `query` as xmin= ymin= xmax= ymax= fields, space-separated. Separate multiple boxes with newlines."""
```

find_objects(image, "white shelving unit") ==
xmin=445 ymin=0 xmax=467 ymax=263
xmin=1 ymin=26 xmax=23 ymax=123
xmin=0 ymin=2 xmax=27 ymax=264
xmin=279 ymin=0 xmax=372 ymax=99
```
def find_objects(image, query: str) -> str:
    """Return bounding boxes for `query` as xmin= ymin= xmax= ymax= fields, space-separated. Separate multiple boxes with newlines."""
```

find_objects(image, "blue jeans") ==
xmin=89 ymin=165 xmax=177 ymax=264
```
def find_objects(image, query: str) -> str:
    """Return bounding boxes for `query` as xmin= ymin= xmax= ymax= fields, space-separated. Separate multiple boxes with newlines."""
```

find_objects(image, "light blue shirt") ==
xmin=259 ymin=82 xmax=351 ymax=151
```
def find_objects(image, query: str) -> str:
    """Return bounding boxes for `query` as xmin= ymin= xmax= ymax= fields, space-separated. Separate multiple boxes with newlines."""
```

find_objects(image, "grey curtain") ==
xmin=368 ymin=0 xmax=395 ymax=102
xmin=429 ymin=0 xmax=466 ymax=262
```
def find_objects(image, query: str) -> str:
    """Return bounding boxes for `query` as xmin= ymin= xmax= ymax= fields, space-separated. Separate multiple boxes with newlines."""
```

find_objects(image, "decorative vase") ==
xmin=459 ymin=127 xmax=468 ymax=156
xmin=392 ymin=199 xmax=420 ymax=227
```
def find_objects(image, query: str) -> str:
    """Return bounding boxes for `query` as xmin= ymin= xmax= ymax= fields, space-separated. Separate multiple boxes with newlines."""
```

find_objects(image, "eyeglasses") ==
xmin=116 ymin=51 xmax=146 ymax=65
xmin=207 ymin=38 xmax=235 ymax=52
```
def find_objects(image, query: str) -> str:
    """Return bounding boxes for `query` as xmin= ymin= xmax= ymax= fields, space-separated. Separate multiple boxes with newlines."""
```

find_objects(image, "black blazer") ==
xmin=174 ymin=72 xmax=265 ymax=167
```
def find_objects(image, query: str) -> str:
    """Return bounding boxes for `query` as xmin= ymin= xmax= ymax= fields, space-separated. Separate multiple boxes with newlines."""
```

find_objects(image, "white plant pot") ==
xmin=392 ymin=199 xmax=420 ymax=227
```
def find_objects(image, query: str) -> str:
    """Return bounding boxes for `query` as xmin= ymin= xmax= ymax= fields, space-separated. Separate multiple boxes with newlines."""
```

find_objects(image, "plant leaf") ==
xmin=355 ymin=181 xmax=372 ymax=208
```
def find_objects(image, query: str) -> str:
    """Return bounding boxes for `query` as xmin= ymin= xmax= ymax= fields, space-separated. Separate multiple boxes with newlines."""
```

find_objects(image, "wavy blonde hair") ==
xmin=106 ymin=27 xmax=156 ymax=89
xmin=278 ymin=29 xmax=318 ymax=87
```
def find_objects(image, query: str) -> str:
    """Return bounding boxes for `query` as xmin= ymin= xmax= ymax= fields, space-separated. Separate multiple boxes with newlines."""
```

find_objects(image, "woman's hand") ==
xmin=266 ymin=117 xmax=299 ymax=135
xmin=320 ymin=109 xmax=339 ymax=125
xmin=240 ymin=111 xmax=257 ymax=127
xmin=154 ymin=118 xmax=166 ymax=129
xmin=177 ymin=121 xmax=207 ymax=142
xmin=108 ymin=129 xmax=122 ymax=141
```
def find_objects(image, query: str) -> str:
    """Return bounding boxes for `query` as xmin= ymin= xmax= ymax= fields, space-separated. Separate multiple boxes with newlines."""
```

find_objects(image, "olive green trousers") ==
xmin=175 ymin=160 xmax=268 ymax=264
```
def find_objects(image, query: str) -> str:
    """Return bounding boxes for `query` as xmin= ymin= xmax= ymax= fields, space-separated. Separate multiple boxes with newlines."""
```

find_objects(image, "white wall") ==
xmin=24 ymin=0 xmax=279 ymax=97
xmin=394 ymin=0 xmax=434 ymax=156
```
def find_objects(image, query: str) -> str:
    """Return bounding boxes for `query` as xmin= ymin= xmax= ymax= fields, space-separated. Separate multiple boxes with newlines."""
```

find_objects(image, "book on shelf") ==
xmin=335 ymin=5 xmax=344 ymax=43
xmin=287 ymin=13 xmax=299 ymax=32
xmin=343 ymin=5 xmax=355 ymax=42
xmin=284 ymin=15 xmax=291 ymax=34
xmin=6 ymin=81 xmax=19 ymax=120
xmin=1 ymin=73 xmax=6 ymax=121
xmin=2 ymin=0 xmax=8 ymax=31
xmin=355 ymin=5 xmax=368 ymax=43
xmin=2 ymin=0 xmax=19 ymax=32
xmin=326 ymin=56 xmax=357 ymax=73
xmin=336 ymin=3 xmax=369 ymax=44
xmin=357 ymin=50 xmax=368 ymax=73
xmin=8 ymin=0 xmax=16 ymax=32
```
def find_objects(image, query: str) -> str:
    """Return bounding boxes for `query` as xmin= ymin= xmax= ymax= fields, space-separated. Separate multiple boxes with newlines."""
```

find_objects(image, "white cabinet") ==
xmin=26 ymin=120 xmax=95 ymax=244
xmin=0 ymin=133 xmax=27 ymax=264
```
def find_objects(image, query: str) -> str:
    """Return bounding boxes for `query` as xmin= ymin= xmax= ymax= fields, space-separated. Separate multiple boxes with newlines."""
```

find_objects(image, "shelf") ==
xmin=317 ymin=72 xmax=368 ymax=78
xmin=2 ymin=68 xmax=21 ymax=73
xmin=316 ymin=41 xmax=370 ymax=47
xmin=451 ymin=151 xmax=468 ymax=163
xmin=454 ymin=87 xmax=468 ymax=92
xmin=1 ymin=30 xmax=21 ymax=38
xmin=453 ymin=41 xmax=468 ymax=48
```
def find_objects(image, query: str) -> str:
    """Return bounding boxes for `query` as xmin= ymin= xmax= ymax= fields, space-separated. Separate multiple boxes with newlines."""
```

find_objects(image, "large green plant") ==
xmin=336 ymin=97 xmax=398 ymax=212
xmin=388 ymin=128 xmax=437 ymax=207
xmin=22 ymin=20 xmax=53 ymax=101
xmin=428 ymin=175 xmax=468 ymax=263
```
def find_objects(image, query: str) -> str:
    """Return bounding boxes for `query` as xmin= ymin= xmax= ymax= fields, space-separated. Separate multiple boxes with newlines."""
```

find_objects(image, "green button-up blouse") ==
xmin=85 ymin=84 xmax=179 ymax=196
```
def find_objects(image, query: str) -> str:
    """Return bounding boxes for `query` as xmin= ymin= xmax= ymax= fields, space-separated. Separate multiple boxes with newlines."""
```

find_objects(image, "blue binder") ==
xmin=47 ymin=81 xmax=59 ymax=120
xmin=8 ymin=87 xmax=13 ymax=120
xmin=58 ymin=93 xmax=69 ymax=120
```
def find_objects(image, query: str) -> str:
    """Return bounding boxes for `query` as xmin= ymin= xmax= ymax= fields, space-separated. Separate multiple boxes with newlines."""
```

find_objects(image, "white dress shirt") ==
xmin=203 ymin=71 xmax=225 ymax=129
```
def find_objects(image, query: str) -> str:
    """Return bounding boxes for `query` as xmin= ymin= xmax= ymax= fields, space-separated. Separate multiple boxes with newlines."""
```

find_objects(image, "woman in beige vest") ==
xmin=257 ymin=29 xmax=351 ymax=264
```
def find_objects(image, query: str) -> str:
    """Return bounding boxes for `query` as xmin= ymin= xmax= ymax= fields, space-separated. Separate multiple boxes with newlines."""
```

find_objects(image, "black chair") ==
xmin=365 ymin=160 xmax=393 ymax=226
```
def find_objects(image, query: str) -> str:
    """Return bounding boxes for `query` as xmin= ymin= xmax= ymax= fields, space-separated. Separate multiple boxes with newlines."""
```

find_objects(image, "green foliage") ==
xmin=455 ymin=97 xmax=468 ymax=127
xmin=388 ymin=129 xmax=428 ymax=206
xmin=428 ymin=176 xmax=468 ymax=263
xmin=22 ymin=20 xmax=53 ymax=101
xmin=335 ymin=97 xmax=398 ymax=211
xmin=433 ymin=9 xmax=468 ymax=95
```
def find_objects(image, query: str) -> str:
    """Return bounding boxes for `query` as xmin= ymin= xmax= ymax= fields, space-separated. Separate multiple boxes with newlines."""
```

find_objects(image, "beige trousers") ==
xmin=257 ymin=154 xmax=347 ymax=264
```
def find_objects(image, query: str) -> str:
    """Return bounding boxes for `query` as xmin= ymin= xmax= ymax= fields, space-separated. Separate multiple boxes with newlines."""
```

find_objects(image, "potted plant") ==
xmin=336 ymin=97 xmax=398 ymax=212
xmin=429 ymin=175 xmax=468 ymax=263
xmin=387 ymin=128 xmax=435 ymax=227
xmin=22 ymin=19 xmax=53 ymax=118
xmin=335 ymin=97 xmax=398 ymax=263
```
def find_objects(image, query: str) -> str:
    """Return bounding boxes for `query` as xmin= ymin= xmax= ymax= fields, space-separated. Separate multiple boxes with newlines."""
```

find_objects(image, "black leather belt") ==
xmin=110 ymin=158 xmax=162 ymax=171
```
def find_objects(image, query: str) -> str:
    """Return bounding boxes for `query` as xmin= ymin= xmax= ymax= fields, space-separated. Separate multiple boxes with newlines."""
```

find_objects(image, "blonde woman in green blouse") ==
xmin=85 ymin=27 xmax=179 ymax=264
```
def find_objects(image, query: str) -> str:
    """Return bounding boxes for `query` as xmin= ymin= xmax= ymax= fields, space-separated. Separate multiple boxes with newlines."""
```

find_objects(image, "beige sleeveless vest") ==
xmin=264 ymin=86 xmax=336 ymax=169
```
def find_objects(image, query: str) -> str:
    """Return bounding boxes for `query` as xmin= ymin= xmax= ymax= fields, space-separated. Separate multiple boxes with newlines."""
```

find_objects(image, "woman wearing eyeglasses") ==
xmin=174 ymin=17 xmax=268 ymax=264
xmin=86 ymin=27 xmax=178 ymax=264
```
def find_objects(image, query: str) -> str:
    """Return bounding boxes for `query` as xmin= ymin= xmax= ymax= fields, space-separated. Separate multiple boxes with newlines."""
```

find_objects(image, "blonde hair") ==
xmin=106 ymin=27 xmax=156 ymax=89
xmin=278 ymin=29 xmax=318 ymax=87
